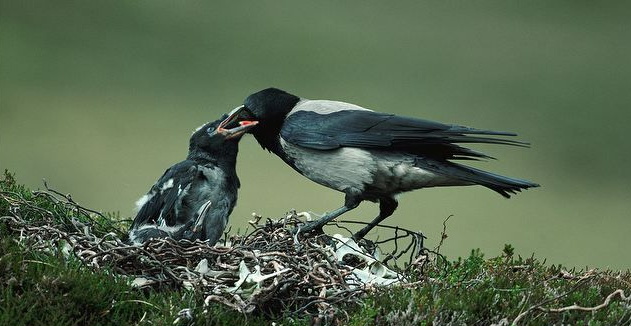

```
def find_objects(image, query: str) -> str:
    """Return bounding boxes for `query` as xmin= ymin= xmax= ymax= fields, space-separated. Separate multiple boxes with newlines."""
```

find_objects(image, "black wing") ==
xmin=130 ymin=160 xmax=197 ymax=229
xmin=281 ymin=110 xmax=528 ymax=160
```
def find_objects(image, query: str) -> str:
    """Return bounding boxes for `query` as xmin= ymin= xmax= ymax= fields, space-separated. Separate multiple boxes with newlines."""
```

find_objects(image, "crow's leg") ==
xmin=353 ymin=196 xmax=398 ymax=240
xmin=298 ymin=193 xmax=361 ymax=233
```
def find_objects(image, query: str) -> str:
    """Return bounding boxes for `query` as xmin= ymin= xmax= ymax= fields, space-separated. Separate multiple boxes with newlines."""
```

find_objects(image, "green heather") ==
xmin=1 ymin=171 xmax=629 ymax=325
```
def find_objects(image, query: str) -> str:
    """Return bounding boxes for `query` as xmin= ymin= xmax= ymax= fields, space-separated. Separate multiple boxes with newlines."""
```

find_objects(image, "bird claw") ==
xmin=292 ymin=220 xmax=325 ymax=236
xmin=301 ymin=220 xmax=325 ymax=233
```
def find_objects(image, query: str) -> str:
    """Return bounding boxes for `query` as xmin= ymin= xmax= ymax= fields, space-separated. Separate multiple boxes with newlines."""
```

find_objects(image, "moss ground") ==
xmin=1 ymin=171 xmax=629 ymax=326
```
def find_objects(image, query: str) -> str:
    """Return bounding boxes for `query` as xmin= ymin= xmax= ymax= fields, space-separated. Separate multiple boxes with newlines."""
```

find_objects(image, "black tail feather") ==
xmin=452 ymin=163 xmax=539 ymax=198
xmin=416 ymin=158 xmax=539 ymax=198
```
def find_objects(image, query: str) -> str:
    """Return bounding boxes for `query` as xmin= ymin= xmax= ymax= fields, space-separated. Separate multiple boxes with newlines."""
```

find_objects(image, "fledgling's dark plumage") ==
xmin=128 ymin=114 xmax=257 ymax=245
xmin=227 ymin=88 xmax=539 ymax=239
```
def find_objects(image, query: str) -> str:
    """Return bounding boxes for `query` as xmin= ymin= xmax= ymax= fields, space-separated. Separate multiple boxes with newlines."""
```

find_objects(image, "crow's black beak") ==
xmin=219 ymin=106 xmax=244 ymax=129
xmin=214 ymin=106 xmax=258 ymax=139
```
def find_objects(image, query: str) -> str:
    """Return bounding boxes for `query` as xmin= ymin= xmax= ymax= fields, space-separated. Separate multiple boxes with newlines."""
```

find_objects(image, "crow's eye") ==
xmin=207 ymin=127 xmax=215 ymax=133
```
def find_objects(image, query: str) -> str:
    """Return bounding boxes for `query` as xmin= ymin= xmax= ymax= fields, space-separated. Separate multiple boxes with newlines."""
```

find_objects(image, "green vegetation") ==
xmin=0 ymin=171 xmax=288 ymax=326
xmin=1 ymin=171 xmax=629 ymax=325
xmin=0 ymin=237 xmax=284 ymax=326
xmin=350 ymin=248 xmax=631 ymax=325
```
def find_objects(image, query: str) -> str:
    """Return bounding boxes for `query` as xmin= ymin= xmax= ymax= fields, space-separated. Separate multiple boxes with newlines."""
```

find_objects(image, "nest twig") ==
xmin=0 ymin=187 xmax=430 ymax=321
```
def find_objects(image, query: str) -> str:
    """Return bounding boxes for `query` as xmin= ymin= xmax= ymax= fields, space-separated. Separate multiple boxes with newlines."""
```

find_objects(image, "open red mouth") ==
xmin=216 ymin=106 xmax=258 ymax=139
xmin=239 ymin=120 xmax=257 ymax=127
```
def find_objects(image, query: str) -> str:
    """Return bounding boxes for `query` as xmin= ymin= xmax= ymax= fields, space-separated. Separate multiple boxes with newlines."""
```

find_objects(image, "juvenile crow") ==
xmin=226 ymin=88 xmax=539 ymax=239
xmin=128 ymin=113 xmax=258 ymax=245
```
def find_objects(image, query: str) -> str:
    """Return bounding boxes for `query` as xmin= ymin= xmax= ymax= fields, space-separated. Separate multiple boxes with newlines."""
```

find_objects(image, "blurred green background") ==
xmin=1 ymin=1 xmax=629 ymax=269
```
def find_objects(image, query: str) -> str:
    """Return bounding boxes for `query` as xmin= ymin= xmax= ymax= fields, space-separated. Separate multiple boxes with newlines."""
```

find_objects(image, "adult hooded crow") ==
xmin=226 ymin=88 xmax=539 ymax=239
xmin=128 ymin=113 xmax=258 ymax=245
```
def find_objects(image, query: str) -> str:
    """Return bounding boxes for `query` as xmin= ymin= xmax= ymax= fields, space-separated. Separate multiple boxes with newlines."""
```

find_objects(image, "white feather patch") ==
xmin=156 ymin=224 xmax=187 ymax=234
xmin=193 ymin=201 xmax=213 ymax=230
xmin=135 ymin=192 xmax=155 ymax=211
xmin=157 ymin=209 xmax=166 ymax=227
xmin=287 ymin=99 xmax=373 ymax=117
xmin=160 ymin=178 xmax=174 ymax=192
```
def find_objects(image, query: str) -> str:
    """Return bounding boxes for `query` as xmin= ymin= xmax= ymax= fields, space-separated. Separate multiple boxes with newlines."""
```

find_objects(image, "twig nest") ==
xmin=1 ymin=191 xmax=428 ymax=320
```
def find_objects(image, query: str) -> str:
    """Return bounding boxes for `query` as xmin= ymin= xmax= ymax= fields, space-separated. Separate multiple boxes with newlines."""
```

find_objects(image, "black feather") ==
xmin=414 ymin=158 xmax=540 ymax=198
xmin=282 ymin=110 xmax=527 ymax=160
xmin=128 ymin=118 xmax=241 ymax=245
xmin=130 ymin=161 xmax=196 ymax=229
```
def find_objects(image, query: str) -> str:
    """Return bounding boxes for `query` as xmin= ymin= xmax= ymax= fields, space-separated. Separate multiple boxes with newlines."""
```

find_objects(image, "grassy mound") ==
xmin=1 ymin=171 xmax=629 ymax=325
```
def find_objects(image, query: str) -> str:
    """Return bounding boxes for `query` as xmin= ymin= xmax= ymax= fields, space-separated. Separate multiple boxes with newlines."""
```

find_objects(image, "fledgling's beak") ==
xmin=215 ymin=106 xmax=258 ymax=139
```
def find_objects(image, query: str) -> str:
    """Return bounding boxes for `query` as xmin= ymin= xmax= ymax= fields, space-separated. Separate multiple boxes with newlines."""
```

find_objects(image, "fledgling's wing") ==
xmin=130 ymin=160 xmax=197 ymax=229
xmin=281 ymin=107 xmax=527 ymax=160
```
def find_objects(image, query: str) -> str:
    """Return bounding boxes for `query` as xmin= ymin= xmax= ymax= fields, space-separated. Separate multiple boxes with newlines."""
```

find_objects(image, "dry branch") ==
xmin=0 ymin=188 xmax=429 ymax=321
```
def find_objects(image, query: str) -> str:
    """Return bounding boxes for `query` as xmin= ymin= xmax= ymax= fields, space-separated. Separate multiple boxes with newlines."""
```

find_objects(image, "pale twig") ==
xmin=541 ymin=289 xmax=629 ymax=313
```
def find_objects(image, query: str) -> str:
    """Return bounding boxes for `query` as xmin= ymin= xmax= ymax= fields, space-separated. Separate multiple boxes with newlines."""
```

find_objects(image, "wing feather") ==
xmin=281 ymin=110 xmax=528 ymax=160
xmin=130 ymin=161 xmax=196 ymax=229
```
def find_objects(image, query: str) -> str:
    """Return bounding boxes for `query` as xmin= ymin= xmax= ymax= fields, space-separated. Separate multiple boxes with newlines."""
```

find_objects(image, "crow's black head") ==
xmin=188 ymin=114 xmax=258 ymax=160
xmin=224 ymin=88 xmax=300 ymax=151
xmin=243 ymin=88 xmax=300 ymax=122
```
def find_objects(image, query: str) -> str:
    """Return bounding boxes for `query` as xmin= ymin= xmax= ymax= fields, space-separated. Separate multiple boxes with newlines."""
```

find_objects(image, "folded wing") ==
xmin=131 ymin=160 xmax=196 ymax=229
xmin=281 ymin=110 xmax=528 ymax=160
